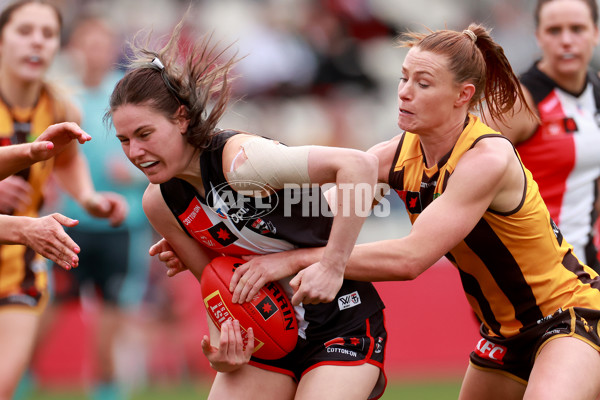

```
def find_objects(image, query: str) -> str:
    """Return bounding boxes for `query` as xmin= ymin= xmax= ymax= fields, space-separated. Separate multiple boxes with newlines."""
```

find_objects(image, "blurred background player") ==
xmin=0 ymin=1 xmax=127 ymax=399
xmin=0 ymin=121 xmax=90 ymax=267
xmin=484 ymin=0 xmax=600 ymax=271
xmin=42 ymin=14 xmax=153 ymax=400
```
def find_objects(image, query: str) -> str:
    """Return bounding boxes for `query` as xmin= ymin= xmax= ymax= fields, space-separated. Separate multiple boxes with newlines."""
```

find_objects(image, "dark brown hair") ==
xmin=397 ymin=23 xmax=535 ymax=124
xmin=105 ymin=17 xmax=239 ymax=151
xmin=535 ymin=0 xmax=598 ymax=27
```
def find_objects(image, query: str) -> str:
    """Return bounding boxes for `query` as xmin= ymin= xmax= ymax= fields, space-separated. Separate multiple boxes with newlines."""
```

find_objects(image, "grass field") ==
xmin=26 ymin=379 xmax=463 ymax=399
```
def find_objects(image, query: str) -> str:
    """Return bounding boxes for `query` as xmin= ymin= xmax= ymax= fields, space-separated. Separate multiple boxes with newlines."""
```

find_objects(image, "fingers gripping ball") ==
xmin=201 ymin=256 xmax=298 ymax=360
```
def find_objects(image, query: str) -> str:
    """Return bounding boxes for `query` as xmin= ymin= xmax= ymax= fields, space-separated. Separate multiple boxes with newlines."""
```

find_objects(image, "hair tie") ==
xmin=463 ymin=29 xmax=477 ymax=43
xmin=151 ymin=57 xmax=165 ymax=70
xmin=149 ymin=57 xmax=187 ymax=106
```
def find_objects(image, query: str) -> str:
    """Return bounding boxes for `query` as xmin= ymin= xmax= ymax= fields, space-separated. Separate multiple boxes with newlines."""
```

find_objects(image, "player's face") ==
xmin=113 ymin=103 xmax=195 ymax=184
xmin=0 ymin=3 xmax=60 ymax=84
xmin=397 ymin=48 xmax=464 ymax=136
xmin=536 ymin=0 xmax=599 ymax=80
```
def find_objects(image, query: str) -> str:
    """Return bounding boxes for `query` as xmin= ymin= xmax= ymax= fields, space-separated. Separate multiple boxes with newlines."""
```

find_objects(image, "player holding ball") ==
xmin=106 ymin=16 xmax=388 ymax=400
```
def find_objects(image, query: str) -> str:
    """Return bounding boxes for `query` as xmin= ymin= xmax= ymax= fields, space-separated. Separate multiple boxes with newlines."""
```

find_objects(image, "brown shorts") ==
xmin=469 ymin=307 xmax=600 ymax=383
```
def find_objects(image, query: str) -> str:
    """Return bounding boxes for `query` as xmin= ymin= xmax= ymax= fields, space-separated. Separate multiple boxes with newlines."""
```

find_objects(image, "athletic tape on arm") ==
xmin=226 ymin=138 xmax=311 ymax=192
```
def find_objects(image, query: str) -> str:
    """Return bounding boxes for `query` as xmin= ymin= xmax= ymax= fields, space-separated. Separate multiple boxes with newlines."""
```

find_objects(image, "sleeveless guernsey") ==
xmin=389 ymin=114 xmax=600 ymax=338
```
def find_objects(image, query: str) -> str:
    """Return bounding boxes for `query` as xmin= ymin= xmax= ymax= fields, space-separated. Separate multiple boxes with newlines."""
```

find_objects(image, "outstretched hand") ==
xmin=21 ymin=213 xmax=80 ymax=270
xmin=31 ymin=122 xmax=91 ymax=162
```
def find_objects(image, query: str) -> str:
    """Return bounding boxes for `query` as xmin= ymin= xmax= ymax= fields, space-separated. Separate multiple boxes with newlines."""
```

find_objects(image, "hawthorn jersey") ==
xmin=389 ymin=114 xmax=600 ymax=338
xmin=0 ymin=88 xmax=67 ymax=309
xmin=160 ymin=130 xmax=385 ymax=340
xmin=518 ymin=64 xmax=600 ymax=267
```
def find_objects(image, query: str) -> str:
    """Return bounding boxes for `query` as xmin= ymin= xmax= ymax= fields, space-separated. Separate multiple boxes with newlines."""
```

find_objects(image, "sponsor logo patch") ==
xmin=338 ymin=291 xmax=361 ymax=310
xmin=475 ymin=338 xmax=507 ymax=365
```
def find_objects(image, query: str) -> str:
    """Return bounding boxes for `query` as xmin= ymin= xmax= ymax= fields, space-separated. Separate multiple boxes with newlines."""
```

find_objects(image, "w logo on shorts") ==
xmin=338 ymin=291 xmax=361 ymax=310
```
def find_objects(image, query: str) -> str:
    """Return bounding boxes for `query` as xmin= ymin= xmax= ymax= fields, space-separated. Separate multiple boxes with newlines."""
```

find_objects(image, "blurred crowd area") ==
xmin=44 ymin=0 xmax=547 ymax=151
xmin=13 ymin=0 xmax=600 ymax=395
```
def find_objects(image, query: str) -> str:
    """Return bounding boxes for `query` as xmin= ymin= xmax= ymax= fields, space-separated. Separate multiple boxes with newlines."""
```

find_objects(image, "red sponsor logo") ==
xmin=204 ymin=291 xmax=235 ymax=326
xmin=475 ymin=338 xmax=507 ymax=365
xmin=204 ymin=290 xmax=264 ymax=352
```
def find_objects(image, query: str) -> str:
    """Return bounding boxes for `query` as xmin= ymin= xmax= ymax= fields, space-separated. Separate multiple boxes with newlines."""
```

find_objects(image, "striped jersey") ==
xmin=389 ymin=114 xmax=600 ymax=338
xmin=0 ymin=88 xmax=67 ymax=304
xmin=518 ymin=64 xmax=600 ymax=266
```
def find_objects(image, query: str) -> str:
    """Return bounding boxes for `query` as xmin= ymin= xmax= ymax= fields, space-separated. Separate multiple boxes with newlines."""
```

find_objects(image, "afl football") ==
xmin=201 ymin=256 xmax=298 ymax=360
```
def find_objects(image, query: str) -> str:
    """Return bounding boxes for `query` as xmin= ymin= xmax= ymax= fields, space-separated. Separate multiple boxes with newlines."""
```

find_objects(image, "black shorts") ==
xmin=248 ymin=310 xmax=388 ymax=399
xmin=52 ymin=228 xmax=131 ymax=305
xmin=470 ymin=307 xmax=600 ymax=383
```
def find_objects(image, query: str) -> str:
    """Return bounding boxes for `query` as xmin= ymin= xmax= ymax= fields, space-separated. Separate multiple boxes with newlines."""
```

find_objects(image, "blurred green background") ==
xmin=29 ymin=378 xmax=463 ymax=399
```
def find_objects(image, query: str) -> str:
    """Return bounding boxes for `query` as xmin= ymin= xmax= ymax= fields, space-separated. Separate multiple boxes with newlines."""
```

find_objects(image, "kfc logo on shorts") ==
xmin=338 ymin=291 xmax=361 ymax=310
xmin=475 ymin=338 xmax=507 ymax=365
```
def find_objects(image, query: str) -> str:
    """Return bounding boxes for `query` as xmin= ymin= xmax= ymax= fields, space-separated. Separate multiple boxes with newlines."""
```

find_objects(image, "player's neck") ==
xmin=0 ymin=74 xmax=42 ymax=109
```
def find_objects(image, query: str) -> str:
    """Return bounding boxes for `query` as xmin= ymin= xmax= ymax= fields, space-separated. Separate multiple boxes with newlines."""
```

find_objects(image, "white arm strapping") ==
xmin=225 ymin=138 xmax=311 ymax=192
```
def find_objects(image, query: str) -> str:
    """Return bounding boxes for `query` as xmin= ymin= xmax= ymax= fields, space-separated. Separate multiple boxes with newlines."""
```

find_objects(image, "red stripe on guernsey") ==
xmin=177 ymin=197 xmax=249 ymax=255
xmin=516 ymin=91 xmax=576 ymax=225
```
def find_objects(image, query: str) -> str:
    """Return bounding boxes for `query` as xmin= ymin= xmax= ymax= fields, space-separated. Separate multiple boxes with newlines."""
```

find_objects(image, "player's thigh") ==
xmin=458 ymin=364 xmax=525 ymax=400
xmin=0 ymin=310 xmax=39 ymax=395
xmin=525 ymin=337 xmax=600 ymax=400
xmin=208 ymin=364 xmax=296 ymax=400
xmin=295 ymin=363 xmax=381 ymax=400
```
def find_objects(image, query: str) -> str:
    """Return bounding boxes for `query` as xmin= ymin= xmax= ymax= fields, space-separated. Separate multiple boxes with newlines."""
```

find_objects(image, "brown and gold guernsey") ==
xmin=0 ymin=88 xmax=67 ymax=309
xmin=389 ymin=114 xmax=600 ymax=338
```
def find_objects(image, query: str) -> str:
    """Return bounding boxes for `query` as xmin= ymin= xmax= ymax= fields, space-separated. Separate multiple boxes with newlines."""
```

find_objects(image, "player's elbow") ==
xmin=393 ymin=254 xmax=428 ymax=281
xmin=370 ymin=255 xmax=424 ymax=282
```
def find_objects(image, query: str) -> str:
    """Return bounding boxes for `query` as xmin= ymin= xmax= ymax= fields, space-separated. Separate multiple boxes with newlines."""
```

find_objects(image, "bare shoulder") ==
xmin=366 ymin=134 xmax=402 ymax=156
xmin=367 ymin=134 xmax=403 ymax=182
xmin=467 ymin=136 xmax=514 ymax=167
xmin=452 ymin=136 xmax=515 ymax=187
xmin=142 ymin=184 xmax=164 ymax=214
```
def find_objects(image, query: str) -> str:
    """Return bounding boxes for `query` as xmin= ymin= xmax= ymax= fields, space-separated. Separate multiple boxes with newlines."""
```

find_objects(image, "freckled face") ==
xmin=397 ymin=47 xmax=463 ymax=136
xmin=113 ymin=103 xmax=193 ymax=184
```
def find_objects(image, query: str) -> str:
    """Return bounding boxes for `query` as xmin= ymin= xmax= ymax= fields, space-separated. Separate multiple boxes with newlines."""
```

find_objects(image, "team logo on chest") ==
xmin=178 ymin=198 xmax=240 ymax=249
xmin=395 ymin=190 xmax=423 ymax=214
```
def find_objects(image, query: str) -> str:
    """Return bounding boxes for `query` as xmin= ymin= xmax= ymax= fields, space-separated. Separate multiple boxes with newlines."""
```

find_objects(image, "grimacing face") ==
xmin=0 ymin=3 xmax=60 ymax=84
xmin=113 ymin=103 xmax=193 ymax=185
xmin=397 ymin=47 xmax=468 ymax=137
